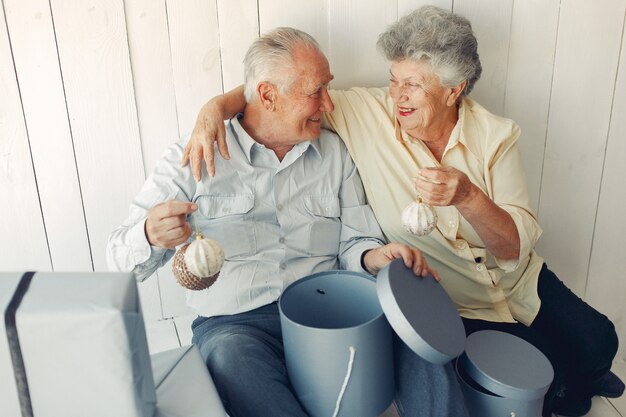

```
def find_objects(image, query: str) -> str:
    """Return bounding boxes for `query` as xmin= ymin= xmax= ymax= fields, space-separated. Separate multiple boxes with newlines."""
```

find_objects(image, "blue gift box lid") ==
xmin=459 ymin=330 xmax=554 ymax=400
xmin=376 ymin=259 xmax=466 ymax=365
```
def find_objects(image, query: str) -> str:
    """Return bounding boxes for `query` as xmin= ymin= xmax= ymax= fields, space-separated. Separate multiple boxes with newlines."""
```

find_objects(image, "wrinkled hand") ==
xmin=182 ymin=100 xmax=230 ymax=180
xmin=145 ymin=201 xmax=197 ymax=249
xmin=413 ymin=166 xmax=475 ymax=207
xmin=363 ymin=242 xmax=440 ymax=279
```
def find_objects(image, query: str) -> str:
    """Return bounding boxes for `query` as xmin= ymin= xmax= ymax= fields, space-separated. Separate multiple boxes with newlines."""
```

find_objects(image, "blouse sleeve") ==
xmin=485 ymin=122 xmax=542 ymax=272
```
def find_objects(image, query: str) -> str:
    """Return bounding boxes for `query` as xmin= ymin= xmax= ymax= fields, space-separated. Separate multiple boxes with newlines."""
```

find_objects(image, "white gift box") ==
xmin=1 ymin=272 xmax=156 ymax=417
xmin=152 ymin=345 xmax=227 ymax=417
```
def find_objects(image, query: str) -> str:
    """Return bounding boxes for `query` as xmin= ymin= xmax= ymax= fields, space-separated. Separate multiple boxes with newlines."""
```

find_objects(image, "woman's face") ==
xmin=389 ymin=59 xmax=456 ymax=136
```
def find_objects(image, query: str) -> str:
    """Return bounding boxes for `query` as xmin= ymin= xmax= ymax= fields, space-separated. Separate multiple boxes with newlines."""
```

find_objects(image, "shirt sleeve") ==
xmin=335 ymin=141 xmax=386 ymax=273
xmin=323 ymin=87 xmax=393 ymax=148
xmin=106 ymin=137 xmax=196 ymax=282
xmin=486 ymin=123 xmax=543 ymax=272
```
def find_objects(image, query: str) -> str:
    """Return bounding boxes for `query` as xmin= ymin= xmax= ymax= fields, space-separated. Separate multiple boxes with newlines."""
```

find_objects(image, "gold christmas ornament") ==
xmin=401 ymin=195 xmax=438 ymax=236
xmin=172 ymin=231 xmax=224 ymax=291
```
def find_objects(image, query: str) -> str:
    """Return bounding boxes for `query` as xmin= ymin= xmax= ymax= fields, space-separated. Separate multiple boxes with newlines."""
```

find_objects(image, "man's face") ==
xmin=273 ymin=46 xmax=334 ymax=142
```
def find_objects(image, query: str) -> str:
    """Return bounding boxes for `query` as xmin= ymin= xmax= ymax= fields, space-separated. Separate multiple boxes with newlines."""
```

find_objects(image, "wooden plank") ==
xmin=607 ymin=360 xmax=626 ymax=415
xmin=398 ymin=0 xmax=453 ymax=17
xmin=503 ymin=0 xmax=559 ymax=213
xmin=586 ymin=14 xmax=626 ymax=361
xmin=0 ymin=3 xmax=51 ymax=271
xmin=165 ymin=0 xmax=223 ymax=138
xmin=536 ymin=0 xmax=626 ymax=296
xmin=159 ymin=260 xmax=194 ymax=320
xmin=258 ymin=0 xmax=330 ymax=53
xmin=49 ymin=0 xmax=145 ymax=271
xmin=454 ymin=0 xmax=514 ymax=115
xmin=217 ymin=0 xmax=259 ymax=92
xmin=124 ymin=0 xmax=189 ymax=323
xmin=327 ymin=0 xmax=397 ymax=88
xmin=4 ymin=0 xmax=92 ymax=271
xmin=581 ymin=396 xmax=622 ymax=417
xmin=145 ymin=319 xmax=181 ymax=354
xmin=138 ymin=275 xmax=163 ymax=323
xmin=173 ymin=314 xmax=196 ymax=347
xmin=124 ymin=0 xmax=179 ymax=176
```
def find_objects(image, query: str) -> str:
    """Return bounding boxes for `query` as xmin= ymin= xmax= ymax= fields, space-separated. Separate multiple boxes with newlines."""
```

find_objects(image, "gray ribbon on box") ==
xmin=4 ymin=271 xmax=36 ymax=417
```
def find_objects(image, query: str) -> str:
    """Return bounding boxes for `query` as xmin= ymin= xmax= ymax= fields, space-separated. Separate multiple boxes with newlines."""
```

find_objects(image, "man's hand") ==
xmin=182 ymin=100 xmax=230 ymax=180
xmin=363 ymin=243 xmax=440 ymax=279
xmin=145 ymin=201 xmax=198 ymax=249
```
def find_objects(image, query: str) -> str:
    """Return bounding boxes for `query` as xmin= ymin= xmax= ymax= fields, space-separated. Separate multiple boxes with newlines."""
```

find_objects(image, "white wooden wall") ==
xmin=1 ymin=0 xmax=625 ymax=363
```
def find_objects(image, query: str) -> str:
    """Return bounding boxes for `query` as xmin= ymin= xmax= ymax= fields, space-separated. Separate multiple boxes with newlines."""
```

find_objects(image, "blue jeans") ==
xmin=192 ymin=303 xmax=468 ymax=417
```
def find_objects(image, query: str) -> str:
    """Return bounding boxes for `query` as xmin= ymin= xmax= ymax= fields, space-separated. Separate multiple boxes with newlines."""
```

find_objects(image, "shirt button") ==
xmin=476 ymin=263 xmax=484 ymax=272
xmin=456 ymin=241 xmax=467 ymax=250
xmin=222 ymin=207 xmax=231 ymax=214
xmin=448 ymin=220 xmax=457 ymax=228
xmin=279 ymin=237 xmax=285 ymax=244
xmin=277 ymin=204 xmax=283 ymax=210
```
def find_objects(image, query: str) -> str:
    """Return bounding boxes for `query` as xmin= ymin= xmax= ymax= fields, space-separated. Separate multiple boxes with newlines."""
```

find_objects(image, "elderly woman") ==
xmin=183 ymin=6 xmax=622 ymax=417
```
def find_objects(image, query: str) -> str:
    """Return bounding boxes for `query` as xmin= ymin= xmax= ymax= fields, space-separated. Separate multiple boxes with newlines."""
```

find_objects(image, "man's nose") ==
xmin=320 ymin=88 xmax=334 ymax=112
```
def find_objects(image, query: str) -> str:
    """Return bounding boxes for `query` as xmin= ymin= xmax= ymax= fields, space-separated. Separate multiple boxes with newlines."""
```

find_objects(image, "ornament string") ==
xmin=192 ymin=212 xmax=202 ymax=240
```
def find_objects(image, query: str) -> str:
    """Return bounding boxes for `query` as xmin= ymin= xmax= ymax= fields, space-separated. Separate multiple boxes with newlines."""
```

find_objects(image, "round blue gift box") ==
xmin=279 ymin=259 xmax=554 ymax=417
xmin=279 ymin=271 xmax=394 ymax=417
xmin=456 ymin=330 xmax=554 ymax=417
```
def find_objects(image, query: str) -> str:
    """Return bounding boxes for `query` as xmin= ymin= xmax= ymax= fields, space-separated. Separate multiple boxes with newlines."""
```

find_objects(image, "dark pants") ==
xmin=462 ymin=263 xmax=618 ymax=417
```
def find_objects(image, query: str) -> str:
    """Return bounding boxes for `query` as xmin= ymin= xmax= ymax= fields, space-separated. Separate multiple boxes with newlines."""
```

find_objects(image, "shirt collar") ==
xmin=229 ymin=115 xmax=256 ymax=164
xmin=306 ymin=137 xmax=323 ymax=159
xmin=229 ymin=115 xmax=322 ymax=163
xmin=445 ymin=101 xmax=465 ymax=151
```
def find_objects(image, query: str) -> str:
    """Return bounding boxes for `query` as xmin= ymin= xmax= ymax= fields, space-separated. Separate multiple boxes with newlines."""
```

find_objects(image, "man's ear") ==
xmin=257 ymin=82 xmax=276 ymax=111
xmin=446 ymin=80 xmax=467 ymax=107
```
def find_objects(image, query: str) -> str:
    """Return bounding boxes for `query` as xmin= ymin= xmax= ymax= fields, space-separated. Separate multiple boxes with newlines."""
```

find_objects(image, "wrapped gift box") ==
xmin=1 ymin=272 xmax=156 ymax=417
xmin=152 ymin=345 xmax=227 ymax=417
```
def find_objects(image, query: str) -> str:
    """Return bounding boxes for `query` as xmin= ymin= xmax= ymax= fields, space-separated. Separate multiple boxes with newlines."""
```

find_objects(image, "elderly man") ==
xmin=107 ymin=27 xmax=467 ymax=417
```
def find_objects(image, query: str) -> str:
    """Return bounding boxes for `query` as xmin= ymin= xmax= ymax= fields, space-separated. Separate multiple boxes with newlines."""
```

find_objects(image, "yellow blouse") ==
xmin=325 ymin=87 xmax=544 ymax=325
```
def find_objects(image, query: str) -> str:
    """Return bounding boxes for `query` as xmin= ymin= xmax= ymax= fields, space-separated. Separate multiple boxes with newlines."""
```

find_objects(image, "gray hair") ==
xmin=243 ymin=27 xmax=321 ymax=102
xmin=377 ymin=6 xmax=482 ymax=95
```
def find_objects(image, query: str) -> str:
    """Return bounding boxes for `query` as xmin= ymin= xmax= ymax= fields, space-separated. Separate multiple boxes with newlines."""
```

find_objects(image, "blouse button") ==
xmin=448 ymin=220 xmax=457 ymax=228
xmin=476 ymin=263 xmax=484 ymax=272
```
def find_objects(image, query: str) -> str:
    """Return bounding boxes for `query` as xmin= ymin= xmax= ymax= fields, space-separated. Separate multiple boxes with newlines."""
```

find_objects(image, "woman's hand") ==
xmin=413 ymin=166 xmax=475 ymax=207
xmin=363 ymin=243 xmax=440 ymax=279
xmin=181 ymin=85 xmax=246 ymax=180
xmin=414 ymin=166 xmax=520 ymax=261
xmin=182 ymin=100 xmax=230 ymax=180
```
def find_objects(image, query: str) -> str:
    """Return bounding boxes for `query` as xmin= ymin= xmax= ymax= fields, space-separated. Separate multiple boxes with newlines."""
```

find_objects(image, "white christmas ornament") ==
xmin=401 ymin=196 xmax=438 ymax=236
xmin=184 ymin=234 xmax=224 ymax=277
xmin=172 ymin=230 xmax=225 ymax=290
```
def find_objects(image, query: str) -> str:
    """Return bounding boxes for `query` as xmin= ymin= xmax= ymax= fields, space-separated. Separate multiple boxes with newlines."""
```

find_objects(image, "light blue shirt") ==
xmin=107 ymin=116 xmax=385 ymax=317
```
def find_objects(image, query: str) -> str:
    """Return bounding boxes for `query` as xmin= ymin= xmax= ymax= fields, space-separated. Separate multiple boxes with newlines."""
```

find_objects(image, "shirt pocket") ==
xmin=195 ymin=194 xmax=256 ymax=258
xmin=303 ymin=195 xmax=341 ymax=256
